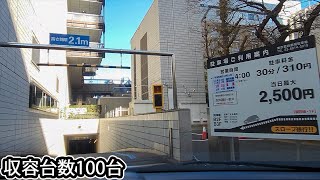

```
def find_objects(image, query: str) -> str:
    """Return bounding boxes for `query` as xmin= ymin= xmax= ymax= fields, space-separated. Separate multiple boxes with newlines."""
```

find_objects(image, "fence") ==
xmin=67 ymin=42 xmax=104 ymax=57
xmin=63 ymin=105 xmax=101 ymax=119
xmin=67 ymin=12 xmax=104 ymax=29
xmin=105 ymin=106 xmax=129 ymax=118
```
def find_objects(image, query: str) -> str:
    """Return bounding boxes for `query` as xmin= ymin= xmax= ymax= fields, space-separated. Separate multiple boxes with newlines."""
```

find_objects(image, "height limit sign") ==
xmin=207 ymin=36 xmax=320 ymax=140
xmin=50 ymin=33 xmax=90 ymax=47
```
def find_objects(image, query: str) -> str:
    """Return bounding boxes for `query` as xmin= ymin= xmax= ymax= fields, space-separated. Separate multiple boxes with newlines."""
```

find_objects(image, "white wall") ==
xmin=131 ymin=0 xmax=161 ymax=114
xmin=0 ymin=0 xmax=69 ymax=156
xmin=40 ymin=119 xmax=99 ymax=156
xmin=158 ymin=0 xmax=208 ymax=123
xmin=133 ymin=101 xmax=155 ymax=115
xmin=30 ymin=0 xmax=70 ymax=107
xmin=131 ymin=0 xmax=209 ymax=122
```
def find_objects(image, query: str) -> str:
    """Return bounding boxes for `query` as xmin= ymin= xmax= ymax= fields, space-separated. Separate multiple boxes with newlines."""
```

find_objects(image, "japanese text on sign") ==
xmin=207 ymin=36 xmax=320 ymax=140
xmin=0 ymin=155 xmax=127 ymax=179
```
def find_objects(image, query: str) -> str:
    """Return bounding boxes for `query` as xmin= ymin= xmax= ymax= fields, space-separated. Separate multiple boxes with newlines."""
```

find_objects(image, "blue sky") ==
xmin=301 ymin=0 xmax=318 ymax=8
xmin=94 ymin=0 xmax=153 ymax=80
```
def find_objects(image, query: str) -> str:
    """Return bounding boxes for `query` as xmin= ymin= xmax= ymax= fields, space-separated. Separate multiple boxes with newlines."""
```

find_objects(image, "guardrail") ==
xmin=67 ymin=12 xmax=104 ymax=29
xmin=63 ymin=105 xmax=101 ymax=119
xmin=67 ymin=42 xmax=104 ymax=57
xmin=66 ymin=51 xmax=104 ymax=57
xmin=105 ymin=106 xmax=129 ymax=118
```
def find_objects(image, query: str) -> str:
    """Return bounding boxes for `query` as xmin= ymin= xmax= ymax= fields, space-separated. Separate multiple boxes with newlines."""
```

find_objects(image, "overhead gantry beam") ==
xmin=0 ymin=42 xmax=177 ymax=110
xmin=37 ymin=63 xmax=131 ymax=69
xmin=0 ymin=42 xmax=174 ymax=56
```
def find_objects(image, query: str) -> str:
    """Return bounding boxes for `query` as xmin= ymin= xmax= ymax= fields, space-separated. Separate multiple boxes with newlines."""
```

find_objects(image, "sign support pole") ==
xmin=171 ymin=55 xmax=178 ymax=109
xmin=230 ymin=137 xmax=236 ymax=161
xmin=296 ymin=141 xmax=301 ymax=161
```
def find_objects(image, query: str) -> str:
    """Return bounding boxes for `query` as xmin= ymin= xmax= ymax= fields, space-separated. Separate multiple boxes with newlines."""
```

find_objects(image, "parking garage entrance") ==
xmin=65 ymin=134 xmax=98 ymax=155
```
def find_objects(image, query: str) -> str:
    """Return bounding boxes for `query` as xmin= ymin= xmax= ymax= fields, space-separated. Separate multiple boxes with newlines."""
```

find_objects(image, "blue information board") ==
xmin=49 ymin=33 xmax=90 ymax=47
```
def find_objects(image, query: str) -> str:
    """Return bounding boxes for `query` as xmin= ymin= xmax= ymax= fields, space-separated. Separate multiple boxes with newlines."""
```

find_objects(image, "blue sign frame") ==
xmin=49 ymin=33 xmax=90 ymax=47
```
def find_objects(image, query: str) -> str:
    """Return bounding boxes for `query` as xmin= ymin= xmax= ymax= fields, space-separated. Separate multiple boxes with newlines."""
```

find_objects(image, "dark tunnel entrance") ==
xmin=65 ymin=135 xmax=98 ymax=155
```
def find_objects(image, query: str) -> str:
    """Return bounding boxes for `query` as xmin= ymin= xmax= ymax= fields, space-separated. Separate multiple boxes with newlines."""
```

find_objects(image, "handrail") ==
xmin=68 ymin=11 xmax=103 ymax=17
xmin=67 ymin=12 xmax=104 ymax=23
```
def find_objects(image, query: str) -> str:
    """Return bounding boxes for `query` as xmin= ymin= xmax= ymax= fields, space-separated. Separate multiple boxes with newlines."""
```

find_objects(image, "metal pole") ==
xmin=0 ymin=42 xmax=174 ymax=57
xmin=230 ymin=137 xmax=236 ymax=161
xmin=296 ymin=141 xmax=301 ymax=161
xmin=169 ymin=128 xmax=174 ymax=158
xmin=0 ymin=42 xmax=178 ymax=110
xmin=171 ymin=55 xmax=178 ymax=109
xmin=37 ymin=63 xmax=131 ymax=69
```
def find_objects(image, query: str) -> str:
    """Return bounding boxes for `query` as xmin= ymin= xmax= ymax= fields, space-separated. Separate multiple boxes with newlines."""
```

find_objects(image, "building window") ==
xmin=140 ymin=33 xmax=148 ymax=100
xmin=133 ymin=50 xmax=137 ymax=99
xmin=29 ymin=83 xmax=58 ymax=114
xmin=32 ymin=35 xmax=40 ymax=66
xmin=29 ymin=84 xmax=36 ymax=107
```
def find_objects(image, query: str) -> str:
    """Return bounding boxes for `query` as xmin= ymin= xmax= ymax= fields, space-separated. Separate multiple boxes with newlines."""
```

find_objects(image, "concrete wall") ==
xmin=98 ymin=109 xmax=193 ymax=161
xmin=132 ymin=100 xmax=155 ymax=115
xmin=158 ymin=0 xmax=207 ymax=124
xmin=131 ymin=0 xmax=161 ymax=114
xmin=39 ymin=119 xmax=99 ymax=156
xmin=0 ymin=0 xmax=69 ymax=156
xmin=98 ymin=97 xmax=131 ymax=117
xmin=33 ymin=109 xmax=192 ymax=160
xmin=131 ymin=0 xmax=208 ymax=123
xmin=29 ymin=0 xmax=70 ymax=107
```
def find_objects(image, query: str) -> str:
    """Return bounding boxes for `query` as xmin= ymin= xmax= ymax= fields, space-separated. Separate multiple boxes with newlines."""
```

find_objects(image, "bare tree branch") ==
xmin=240 ymin=0 xmax=320 ymax=45
xmin=303 ymin=4 xmax=320 ymax=36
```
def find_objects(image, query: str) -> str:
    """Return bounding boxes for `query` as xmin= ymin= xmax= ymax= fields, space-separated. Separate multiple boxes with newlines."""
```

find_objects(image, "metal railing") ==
xmin=0 ymin=42 xmax=177 ymax=109
xmin=105 ymin=106 xmax=129 ymax=118
xmin=63 ymin=105 xmax=101 ymax=119
xmin=67 ymin=42 xmax=104 ymax=57
xmin=70 ymin=0 xmax=104 ymax=4
xmin=66 ymin=51 xmax=104 ymax=57
xmin=83 ymin=78 xmax=131 ymax=85
xmin=67 ymin=12 xmax=104 ymax=29
xmin=89 ymin=42 xmax=104 ymax=48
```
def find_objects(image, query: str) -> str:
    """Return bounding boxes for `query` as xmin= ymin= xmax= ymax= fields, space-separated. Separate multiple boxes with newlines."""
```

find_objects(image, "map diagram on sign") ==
xmin=213 ymin=74 xmax=235 ymax=93
xmin=213 ymin=74 xmax=238 ymax=106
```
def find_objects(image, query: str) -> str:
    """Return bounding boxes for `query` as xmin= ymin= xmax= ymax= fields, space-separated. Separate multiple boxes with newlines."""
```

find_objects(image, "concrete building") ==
xmin=130 ymin=0 xmax=301 ymax=124
xmin=130 ymin=0 xmax=208 ymax=124
xmin=67 ymin=0 xmax=105 ymax=105
xmin=0 ymin=0 xmax=69 ymax=156
xmin=287 ymin=4 xmax=320 ymax=41
xmin=0 ymin=0 xmax=104 ymax=156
